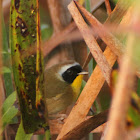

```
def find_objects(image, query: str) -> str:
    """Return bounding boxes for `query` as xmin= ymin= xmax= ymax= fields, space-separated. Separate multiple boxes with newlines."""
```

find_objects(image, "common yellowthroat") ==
xmin=44 ymin=60 xmax=87 ymax=115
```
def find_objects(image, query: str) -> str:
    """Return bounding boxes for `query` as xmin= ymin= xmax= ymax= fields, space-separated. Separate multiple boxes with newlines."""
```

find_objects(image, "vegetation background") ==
xmin=1 ymin=0 xmax=140 ymax=140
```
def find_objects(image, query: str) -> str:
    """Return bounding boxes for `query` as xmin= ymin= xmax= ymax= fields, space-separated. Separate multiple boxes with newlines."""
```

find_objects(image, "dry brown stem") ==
xmin=104 ymin=35 xmax=136 ymax=140
xmin=82 ymin=0 xmax=129 ymax=70
xmin=46 ymin=0 xmax=74 ymax=68
xmin=75 ymin=1 xmax=140 ymax=79
xmin=90 ymin=0 xmax=104 ymax=13
xmin=75 ymin=1 xmax=124 ymax=57
xmin=57 ymin=1 xmax=133 ymax=139
xmin=2 ymin=0 xmax=10 ymax=22
xmin=105 ymin=0 xmax=112 ymax=15
xmin=43 ymin=22 xmax=76 ymax=57
xmin=82 ymin=51 xmax=92 ymax=69
xmin=43 ymin=0 xmax=105 ymax=58
xmin=68 ymin=1 xmax=112 ymax=85
xmin=60 ymin=110 xmax=108 ymax=140
xmin=57 ymin=39 xmax=117 ymax=140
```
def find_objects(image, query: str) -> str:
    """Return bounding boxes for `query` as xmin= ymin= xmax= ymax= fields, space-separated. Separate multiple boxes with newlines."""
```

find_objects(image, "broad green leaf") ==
xmin=10 ymin=0 xmax=49 ymax=134
xmin=15 ymin=121 xmax=33 ymax=140
xmin=2 ymin=106 xmax=18 ymax=127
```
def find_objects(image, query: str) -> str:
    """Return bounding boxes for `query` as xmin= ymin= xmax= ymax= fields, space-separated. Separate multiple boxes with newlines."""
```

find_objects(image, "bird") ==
xmin=44 ymin=60 xmax=87 ymax=115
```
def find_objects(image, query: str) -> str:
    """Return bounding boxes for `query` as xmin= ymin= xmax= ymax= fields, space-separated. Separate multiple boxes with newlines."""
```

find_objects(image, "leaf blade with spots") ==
xmin=10 ymin=0 xmax=49 ymax=134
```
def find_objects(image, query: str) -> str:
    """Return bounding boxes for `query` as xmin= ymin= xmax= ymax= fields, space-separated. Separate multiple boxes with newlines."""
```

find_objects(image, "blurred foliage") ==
xmin=15 ymin=121 xmax=33 ymax=140
xmin=111 ymin=70 xmax=140 ymax=130
xmin=2 ymin=17 xmax=14 ymax=96
xmin=1 ymin=0 xmax=140 ymax=139
xmin=2 ymin=91 xmax=18 ymax=128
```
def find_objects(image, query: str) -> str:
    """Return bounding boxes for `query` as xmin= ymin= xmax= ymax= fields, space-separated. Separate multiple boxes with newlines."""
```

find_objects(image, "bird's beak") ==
xmin=78 ymin=71 xmax=88 ymax=75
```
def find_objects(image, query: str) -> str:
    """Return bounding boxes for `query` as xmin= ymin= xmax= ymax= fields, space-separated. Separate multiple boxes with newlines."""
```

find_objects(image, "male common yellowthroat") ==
xmin=44 ymin=60 xmax=87 ymax=115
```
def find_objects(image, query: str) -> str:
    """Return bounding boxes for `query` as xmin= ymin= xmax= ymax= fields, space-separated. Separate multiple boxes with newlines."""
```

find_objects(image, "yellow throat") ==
xmin=71 ymin=75 xmax=83 ymax=101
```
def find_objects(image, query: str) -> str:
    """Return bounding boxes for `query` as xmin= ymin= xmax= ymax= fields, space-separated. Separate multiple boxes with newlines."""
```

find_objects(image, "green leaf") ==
xmin=2 ymin=67 xmax=11 ymax=74
xmin=2 ymin=13 xmax=14 ymax=96
xmin=137 ymin=79 xmax=140 ymax=96
xmin=2 ymin=91 xmax=17 ymax=113
xmin=10 ymin=0 xmax=49 ymax=133
xmin=85 ymin=0 xmax=90 ymax=12
xmin=128 ymin=106 xmax=140 ymax=127
xmin=45 ymin=130 xmax=51 ymax=140
xmin=112 ymin=0 xmax=118 ymax=4
xmin=41 ymin=24 xmax=53 ymax=40
xmin=2 ymin=91 xmax=18 ymax=127
xmin=2 ymin=106 xmax=18 ymax=127
xmin=80 ymin=80 xmax=86 ymax=92
xmin=15 ymin=121 xmax=33 ymax=140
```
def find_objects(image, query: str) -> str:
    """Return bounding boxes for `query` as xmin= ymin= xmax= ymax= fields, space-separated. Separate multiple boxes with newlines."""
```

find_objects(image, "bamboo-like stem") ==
xmin=105 ymin=0 xmax=112 ymax=15
xmin=68 ymin=1 xmax=111 ymax=85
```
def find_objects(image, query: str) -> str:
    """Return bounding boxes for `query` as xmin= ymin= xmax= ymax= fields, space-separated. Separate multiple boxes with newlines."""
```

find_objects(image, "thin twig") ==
xmin=69 ymin=1 xmax=112 ymax=85
xmin=105 ymin=0 xmax=112 ymax=15
xmin=43 ymin=0 xmax=105 ymax=58
xmin=43 ymin=22 xmax=76 ymax=57
xmin=47 ymin=0 xmax=63 ymax=33
xmin=82 ymin=51 xmax=92 ymax=69
xmin=90 ymin=0 xmax=104 ymax=13
xmin=75 ymin=1 xmax=124 ymax=57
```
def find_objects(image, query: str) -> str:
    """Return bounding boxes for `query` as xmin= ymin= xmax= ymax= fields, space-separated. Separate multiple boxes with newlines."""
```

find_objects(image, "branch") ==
xmin=60 ymin=110 xmax=108 ymax=140
xmin=68 ymin=1 xmax=111 ymax=85
xmin=105 ymin=0 xmax=112 ymax=15
xmin=57 ymin=1 xmax=132 ymax=139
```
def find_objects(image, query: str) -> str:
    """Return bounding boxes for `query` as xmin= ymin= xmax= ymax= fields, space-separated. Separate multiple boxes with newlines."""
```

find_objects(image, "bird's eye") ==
xmin=67 ymin=69 xmax=73 ymax=75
